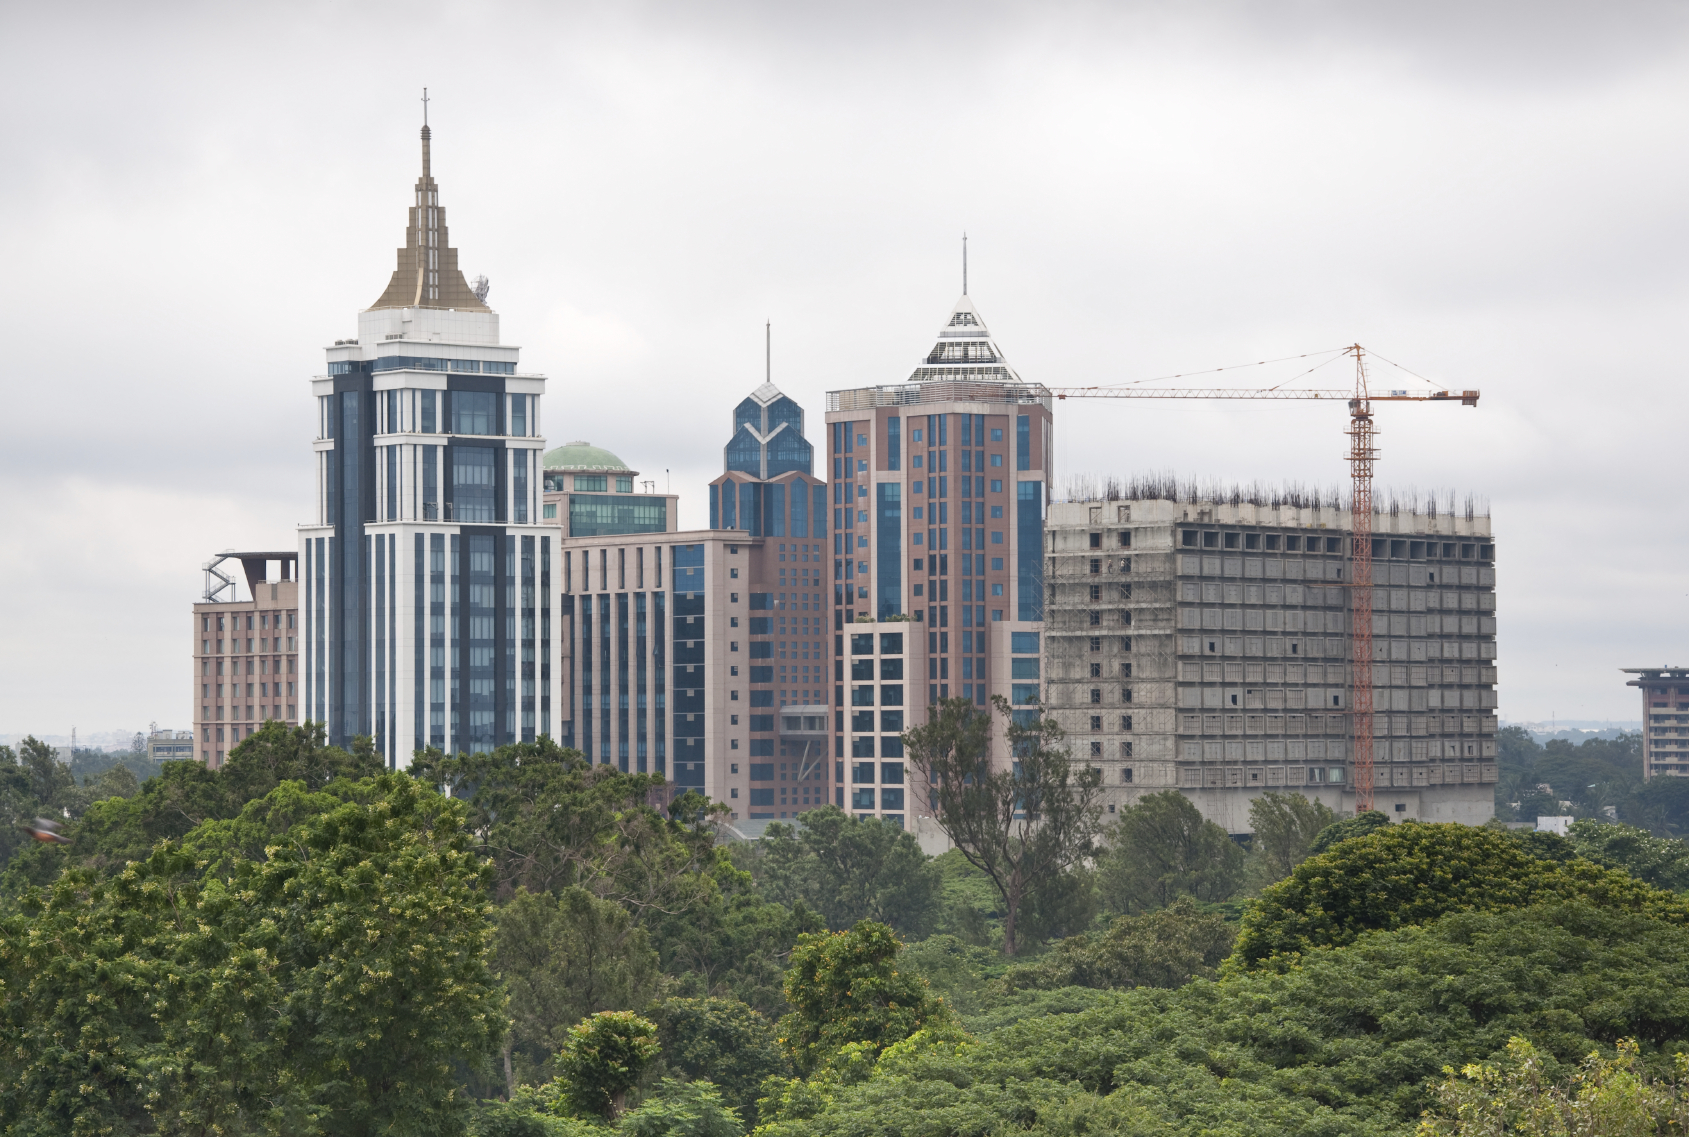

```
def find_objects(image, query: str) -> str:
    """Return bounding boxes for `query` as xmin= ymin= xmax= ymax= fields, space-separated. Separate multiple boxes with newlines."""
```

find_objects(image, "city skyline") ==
xmin=5 ymin=3 xmax=1688 ymax=734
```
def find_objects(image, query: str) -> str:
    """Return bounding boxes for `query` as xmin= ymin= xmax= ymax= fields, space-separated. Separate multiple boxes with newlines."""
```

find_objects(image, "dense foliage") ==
xmin=9 ymin=718 xmax=1689 ymax=1137
xmin=0 ymin=773 xmax=501 ymax=1136
xmin=1236 ymin=820 xmax=1689 ymax=965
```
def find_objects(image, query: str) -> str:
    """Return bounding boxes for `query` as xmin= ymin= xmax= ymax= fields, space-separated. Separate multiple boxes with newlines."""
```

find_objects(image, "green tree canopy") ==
xmin=1562 ymin=818 xmax=1689 ymax=892
xmin=1096 ymin=789 xmax=1243 ymax=914
xmin=777 ymin=921 xmax=952 ymax=1076
xmin=755 ymin=806 xmax=941 ymax=938
xmin=1000 ymin=897 xmax=1236 ymax=992
xmin=651 ymin=997 xmax=786 ymax=1123
xmin=1248 ymin=790 xmax=1335 ymax=882
xmin=497 ymin=886 xmax=663 ymax=1087
xmin=1306 ymin=808 xmax=1391 ymax=857
xmin=904 ymin=697 xmax=1102 ymax=955
xmin=412 ymin=739 xmax=724 ymax=915
xmin=1235 ymin=819 xmax=1689 ymax=966
xmin=752 ymin=903 xmax=1689 ymax=1137
xmin=555 ymin=1010 xmax=661 ymax=1119
xmin=0 ymin=773 xmax=502 ymax=1136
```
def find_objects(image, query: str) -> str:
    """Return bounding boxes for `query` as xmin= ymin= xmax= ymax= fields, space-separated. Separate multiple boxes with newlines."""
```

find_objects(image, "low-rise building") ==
xmin=1622 ymin=666 xmax=1689 ymax=777
xmin=193 ymin=550 xmax=300 ymax=767
xmin=147 ymin=730 xmax=196 ymax=761
xmin=542 ymin=441 xmax=678 ymax=537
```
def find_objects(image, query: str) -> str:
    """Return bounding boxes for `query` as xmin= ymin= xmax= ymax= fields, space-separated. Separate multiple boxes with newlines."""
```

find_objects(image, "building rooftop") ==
xmin=543 ymin=441 xmax=632 ymax=472
xmin=908 ymin=294 xmax=1023 ymax=384
xmin=367 ymin=121 xmax=490 ymax=313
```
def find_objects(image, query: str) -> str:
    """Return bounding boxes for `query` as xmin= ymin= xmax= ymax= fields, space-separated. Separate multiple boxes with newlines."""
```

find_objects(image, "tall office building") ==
xmin=299 ymin=120 xmax=559 ymax=765
xmin=706 ymin=379 xmax=835 ymax=818
xmin=824 ymin=295 xmax=1054 ymax=821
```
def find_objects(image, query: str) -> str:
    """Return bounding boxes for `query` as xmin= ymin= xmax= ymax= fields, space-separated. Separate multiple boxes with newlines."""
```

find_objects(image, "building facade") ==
xmin=299 ymin=122 xmax=560 ymax=765
xmin=191 ymin=551 xmax=300 ymax=767
xmin=823 ymin=295 xmax=1053 ymax=823
xmin=1042 ymin=495 xmax=1499 ymax=830
xmin=701 ymin=380 xmax=837 ymax=819
xmin=542 ymin=441 xmax=678 ymax=537
xmin=1623 ymin=666 xmax=1689 ymax=777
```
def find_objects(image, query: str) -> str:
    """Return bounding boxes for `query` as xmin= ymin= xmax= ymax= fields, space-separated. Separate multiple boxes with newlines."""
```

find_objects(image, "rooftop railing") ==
xmin=826 ymin=379 xmax=1053 ymax=413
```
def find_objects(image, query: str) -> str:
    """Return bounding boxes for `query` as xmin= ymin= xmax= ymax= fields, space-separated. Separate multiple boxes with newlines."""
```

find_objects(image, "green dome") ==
xmin=543 ymin=441 xmax=631 ymax=472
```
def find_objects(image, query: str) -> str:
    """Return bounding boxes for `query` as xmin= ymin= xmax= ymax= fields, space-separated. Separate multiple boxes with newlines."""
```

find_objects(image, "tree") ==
xmin=247 ymin=772 xmax=506 ymax=1134
xmin=618 ymin=1078 xmax=745 ymax=1137
xmin=1563 ymin=819 xmax=1689 ymax=892
xmin=651 ymin=998 xmax=786 ymax=1124
xmin=1235 ymin=820 xmax=1689 ymax=966
xmin=1419 ymin=1036 xmax=1689 ymax=1136
xmin=496 ymin=885 xmax=663 ymax=1087
xmin=756 ymin=806 xmax=941 ymax=937
xmin=0 ymin=774 xmax=502 ymax=1136
xmin=1306 ymin=808 xmax=1390 ymax=856
xmin=555 ymin=1011 xmax=660 ymax=1119
xmin=1248 ymin=791 xmax=1335 ymax=882
xmin=1095 ymin=790 xmax=1243 ymax=914
xmin=903 ymin=696 xmax=1103 ymax=956
xmin=777 ymin=921 xmax=951 ymax=1076
xmin=412 ymin=739 xmax=724 ymax=916
xmin=999 ymin=897 xmax=1236 ymax=992
xmin=750 ymin=902 xmax=1689 ymax=1137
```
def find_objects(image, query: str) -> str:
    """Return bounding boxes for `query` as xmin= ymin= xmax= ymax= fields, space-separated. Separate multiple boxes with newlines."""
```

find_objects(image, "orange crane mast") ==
xmin=1049 ymin=345 xmax=1479 ymax=814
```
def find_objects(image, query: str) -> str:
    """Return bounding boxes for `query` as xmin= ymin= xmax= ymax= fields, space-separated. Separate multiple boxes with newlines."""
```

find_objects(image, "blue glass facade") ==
xmin=876 ymin=483 xmax=902 ymax=620
xmin=1017 ymin=480 xmax=1044 ymax=621
xmin=721 ymin=389 xmax=814 ymax=480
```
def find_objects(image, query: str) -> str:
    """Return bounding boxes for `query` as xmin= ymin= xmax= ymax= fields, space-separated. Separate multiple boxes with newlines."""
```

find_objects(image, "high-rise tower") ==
xmin=300 ymin=119 xmax=559 ymax=765
xmin=825 ymin=294 xmax=1053 ymax=819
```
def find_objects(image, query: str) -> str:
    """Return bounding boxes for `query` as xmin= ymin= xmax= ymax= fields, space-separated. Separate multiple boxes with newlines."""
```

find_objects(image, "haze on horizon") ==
xmin=2 ymin=0 xmax=1685 ymax=738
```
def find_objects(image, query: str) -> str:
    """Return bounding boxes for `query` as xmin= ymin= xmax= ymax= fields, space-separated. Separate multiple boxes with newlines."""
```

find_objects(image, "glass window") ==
xmin=510 ymin=394 xmax=528 ymax=437
xmin=452 ymin=391 xmax=497 ymax=435
xmin=574 ymin=475 xmax=607 ymax=491
xmin=1011 ymin=658 xmax=1040 ymax=679
xmin=568 ymin=495 xmax=666 ymax=537
xmin=513 ymin=450 xmax=529 ymax=524
xmin=879 ymin=633 xmax=903 ymax=654
xmin=887 ymin=416 xmax=901 ymax=470
xmin=991 ymin=428 xmax=1003 ymax=441
xmin=876 ymin=483 xmax=902 ymax=620
xmin=851 ymin=633 xmax=874 ymax=655
xmin=616 ymin=476 xmax=634 ymax=493
xmin=1011 ymin=631 xmax=1040 ymax=653
xmin=1016 ymin=414 xmax=1031 ymax=470
xmin=452 ymin=446 xmax=496 ymax=522
xmin=1017 ymin=481 xmax=1043 ymax=620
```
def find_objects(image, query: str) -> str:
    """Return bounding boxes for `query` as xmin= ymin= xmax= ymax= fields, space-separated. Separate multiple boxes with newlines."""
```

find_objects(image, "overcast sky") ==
xmin=3 ymin=0 xmax=1684 ymax=742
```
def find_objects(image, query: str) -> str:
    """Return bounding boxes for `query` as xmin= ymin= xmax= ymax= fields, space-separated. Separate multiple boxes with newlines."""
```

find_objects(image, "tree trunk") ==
xmin=503 ymin=1043 xmax=514 ymax=1100
xmin=1002 ymin=869 xmax=1023 ymax=956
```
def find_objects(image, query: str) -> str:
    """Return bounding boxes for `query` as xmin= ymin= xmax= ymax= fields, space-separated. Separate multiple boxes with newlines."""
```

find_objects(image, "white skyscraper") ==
xmin=300 ymin=118 xmax=559 ymax=765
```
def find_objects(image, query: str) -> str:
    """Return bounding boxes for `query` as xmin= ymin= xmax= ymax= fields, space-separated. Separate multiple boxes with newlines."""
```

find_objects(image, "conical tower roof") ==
xmin=907 ymin=295 xmax=1021 ymax=383
xmin=368 ymin=123 xmax=490 ymax=312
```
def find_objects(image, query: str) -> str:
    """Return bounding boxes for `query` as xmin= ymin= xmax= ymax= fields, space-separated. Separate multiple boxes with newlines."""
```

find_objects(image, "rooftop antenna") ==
xmin=962 ymin=232 xmax=968 ymax=295
xmin=419 ymin=88 xmax=432 ymax=177
xmin=765 ymin=320 xmax=771 ymax=384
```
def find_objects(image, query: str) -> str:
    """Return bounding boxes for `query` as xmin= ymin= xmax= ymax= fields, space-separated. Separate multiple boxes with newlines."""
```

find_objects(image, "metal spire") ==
xmin=420 ymin=88 xmax=432 ymax=177
xmin=962 ymin=232 xmax=968 ymax=295
xmin=766 ymin=320 xmax=771 ymax=384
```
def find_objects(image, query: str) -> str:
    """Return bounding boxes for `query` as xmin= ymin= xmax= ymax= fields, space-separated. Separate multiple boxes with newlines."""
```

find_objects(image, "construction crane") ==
xmin=1047 ymin=345 xmax=1479 ymax=814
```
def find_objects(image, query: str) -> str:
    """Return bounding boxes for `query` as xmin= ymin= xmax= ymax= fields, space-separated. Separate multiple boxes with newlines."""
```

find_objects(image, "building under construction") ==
xmin=1042 ymin=483 xmax=1498 ymax=832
